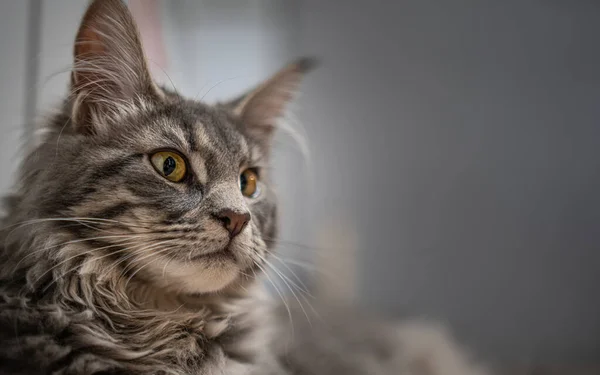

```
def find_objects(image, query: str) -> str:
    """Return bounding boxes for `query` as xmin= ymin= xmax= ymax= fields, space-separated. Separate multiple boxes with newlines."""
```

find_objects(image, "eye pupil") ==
xmin=151 ymin=151 xmax=186 ymax=182
xmin=240 ymin=169 xmax=259 ymax=198
xmin=163 ymin=156 xmax=176 ymax=176
xmin=240 ymin=173 xmax=248 ymax=192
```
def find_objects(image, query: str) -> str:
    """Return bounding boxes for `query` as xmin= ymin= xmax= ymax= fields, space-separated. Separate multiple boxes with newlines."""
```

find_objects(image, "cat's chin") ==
xmin=149 ymin=256 xmax=242 ymax=294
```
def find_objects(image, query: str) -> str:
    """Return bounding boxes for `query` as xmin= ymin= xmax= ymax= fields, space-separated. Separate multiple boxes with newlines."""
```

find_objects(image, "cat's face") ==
xmin=30 ymin=0 xmax=311 ymax=294
xmin=44 ymin=98 xmax=278 ymax=294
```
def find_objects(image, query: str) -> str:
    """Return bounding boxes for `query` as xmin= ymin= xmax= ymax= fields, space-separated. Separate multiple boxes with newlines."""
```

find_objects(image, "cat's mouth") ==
xmin=188 ymin=242 xmax=257 ymax=271
xmin=189 ymin=246 xmax=236 ymax=262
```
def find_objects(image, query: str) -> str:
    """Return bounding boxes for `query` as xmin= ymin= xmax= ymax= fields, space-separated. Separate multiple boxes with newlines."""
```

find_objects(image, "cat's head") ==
xmin=23 ymin=0 xmax=312 ymax=295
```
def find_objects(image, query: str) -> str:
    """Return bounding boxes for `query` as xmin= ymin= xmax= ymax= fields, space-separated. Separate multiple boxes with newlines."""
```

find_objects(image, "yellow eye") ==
xmin=240 ymin=169 xmax=259 ymax=198
xmin=150 ymin=151 xmax=187 ymax=182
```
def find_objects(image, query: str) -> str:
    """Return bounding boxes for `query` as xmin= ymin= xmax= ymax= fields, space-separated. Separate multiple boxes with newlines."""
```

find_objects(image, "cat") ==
xmin=0 ymin=0 xmax=490 ymax=374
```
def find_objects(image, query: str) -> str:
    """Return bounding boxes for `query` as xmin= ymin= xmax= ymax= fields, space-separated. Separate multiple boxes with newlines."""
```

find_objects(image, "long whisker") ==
xmin=12 ymin=234 xmax=147 ymax=275
xmin=110 ymin=239 xmax=178 ymax=282
xmin=123 ymin=245 xmax=179 ymax=291
xmin=253 ymin=259 xmax=294 ymax=339
xmin=40 ymin=240 xmax=150 ymax=293
xmin=196 ymin=76 xmax=240 ymax=102
xmin=269 ymin=253 xmax=313 ymax=296
xmin=1 ymin=217 xmax=151 ymax=237
xmin=254 ymin=252 xmax=312 ymax=327
xmin=147 ymin=58 xmax=179 ymax=97
xmin=257 ymin=253 xmax=312 ymax=297
xmin=275 ymin=254 xmax=344 ymax=288
xmin=30 ymin=237 xmax=150 ymax=287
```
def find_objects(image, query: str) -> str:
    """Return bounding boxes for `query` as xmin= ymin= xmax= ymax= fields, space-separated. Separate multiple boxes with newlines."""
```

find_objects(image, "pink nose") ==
xmin=215 ymin=209 xmax=251 ymax=238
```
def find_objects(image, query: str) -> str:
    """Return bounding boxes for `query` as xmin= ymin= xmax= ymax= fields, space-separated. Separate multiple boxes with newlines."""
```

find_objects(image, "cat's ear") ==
xmin=227 ymin=58 xmax=316 ymax=144
xmin=71 ymin=0 xmax=159 ymax=134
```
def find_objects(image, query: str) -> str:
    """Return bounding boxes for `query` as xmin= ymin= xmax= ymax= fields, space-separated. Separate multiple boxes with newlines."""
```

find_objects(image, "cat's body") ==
xmin=0 ymin=1 xmax=489 ymax=374
xmin=0 ymin=95 xmax=286 ymax=375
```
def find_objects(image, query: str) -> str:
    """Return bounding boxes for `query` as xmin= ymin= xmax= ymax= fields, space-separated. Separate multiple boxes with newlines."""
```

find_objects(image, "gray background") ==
xmin=0 ymin=0 xmax=598 ymax=365
xmin=296 ymin=0 xmax=600 ymax=364
xmin=0 ymin=1 xmax=28 ymax=195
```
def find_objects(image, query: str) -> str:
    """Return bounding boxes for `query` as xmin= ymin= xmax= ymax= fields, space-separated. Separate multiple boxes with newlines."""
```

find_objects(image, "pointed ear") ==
xmin=227 ymin=58 xmax=316 ymax=143
xmin=71 ymin=0 xmax=159 ymax=134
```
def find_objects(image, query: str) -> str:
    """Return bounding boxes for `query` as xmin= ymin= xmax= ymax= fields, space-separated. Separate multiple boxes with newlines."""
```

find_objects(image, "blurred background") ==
xmin=1 ymin=0 xmax=599 ymax=371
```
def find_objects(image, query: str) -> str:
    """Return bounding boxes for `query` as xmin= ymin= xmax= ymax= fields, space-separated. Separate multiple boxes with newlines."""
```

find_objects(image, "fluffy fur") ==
xmin=274 ymin=302 xmax=490 ymax=375
xmin=0 ymin=1 xmax=490 ymax=374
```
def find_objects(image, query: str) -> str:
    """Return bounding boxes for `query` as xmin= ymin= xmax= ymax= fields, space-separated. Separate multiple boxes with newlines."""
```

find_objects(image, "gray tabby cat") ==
xmin=0 ymin=1 xmax=490 ymax=374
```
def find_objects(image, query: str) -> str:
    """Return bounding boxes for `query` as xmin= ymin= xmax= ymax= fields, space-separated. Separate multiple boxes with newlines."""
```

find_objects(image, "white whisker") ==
xmin=252 ymin=258 xmax=294 ymax=339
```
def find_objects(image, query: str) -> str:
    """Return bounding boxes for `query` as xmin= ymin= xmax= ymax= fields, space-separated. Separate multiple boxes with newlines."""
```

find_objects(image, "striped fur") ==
xmin=0 ymin=1 xmax=491 ymax=374
xmin=0 ymin=0 xmax=303 ymax=373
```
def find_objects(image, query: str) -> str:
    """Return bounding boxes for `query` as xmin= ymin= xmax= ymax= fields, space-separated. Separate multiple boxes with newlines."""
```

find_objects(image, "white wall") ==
xmin=161 ymin=0 xmax=297 ymax=99
xmin=37 ymin=0 xmax=88 ymax=113
xmin=0 ymin=2 xmax=29 ymax=196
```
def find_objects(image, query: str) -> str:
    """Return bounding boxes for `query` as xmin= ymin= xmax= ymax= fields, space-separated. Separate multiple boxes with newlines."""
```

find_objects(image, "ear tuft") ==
xmin=229 ymin=57 xmax=317 ymax=144
xmin=292 ymin=57 xmax=319 ymax=74
xmin=71 ymin=0 xmax=157 ymax=134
